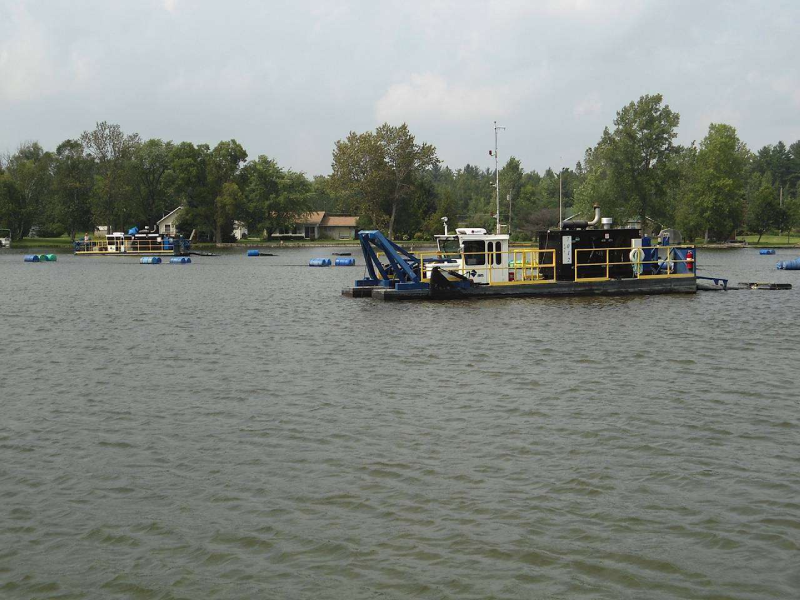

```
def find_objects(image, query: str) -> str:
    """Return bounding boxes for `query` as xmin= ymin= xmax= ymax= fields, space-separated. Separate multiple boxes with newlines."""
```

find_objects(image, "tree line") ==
xmin=0 ymin=122 xmax=324 ymax=242
xmin=2 ymin=96 xmax=800 ymax=243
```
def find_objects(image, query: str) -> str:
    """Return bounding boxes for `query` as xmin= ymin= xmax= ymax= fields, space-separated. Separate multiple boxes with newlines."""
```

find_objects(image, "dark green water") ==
xmin=1 ymin=247 xmax=799 ymax=599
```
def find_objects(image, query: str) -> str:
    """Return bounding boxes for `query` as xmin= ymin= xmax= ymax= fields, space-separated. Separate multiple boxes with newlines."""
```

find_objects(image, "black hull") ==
xmin=343 ymin=277 xmax=697 ymax=301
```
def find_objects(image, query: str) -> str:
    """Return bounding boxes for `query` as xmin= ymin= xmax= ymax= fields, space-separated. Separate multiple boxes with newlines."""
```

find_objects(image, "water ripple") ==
xmin=0 ymin=248 xmax=798 ymax=599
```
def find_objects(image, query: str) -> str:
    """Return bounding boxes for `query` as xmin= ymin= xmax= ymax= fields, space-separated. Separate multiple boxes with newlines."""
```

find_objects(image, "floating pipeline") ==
xmin=334 ymin=258 xmax=356 ymax=266
xmin=44 ymin=254 xmax=57 ymax=261
xmin=309 ymin=258 xmax=331 ymax=267
xmin=170 ymin=257 xmax=191 ymax=264
xmin=776 ymin=258 xmax=800 ymax=270
xmin=140 ymin=256 xmax=162 ymax=264
xmin=760 ymin=249 xmax=776 ymax=255
xmin=247 ymin=249 xmax=260 ymax=256
xmin=24 ymin=254 xmax=40 ymax=262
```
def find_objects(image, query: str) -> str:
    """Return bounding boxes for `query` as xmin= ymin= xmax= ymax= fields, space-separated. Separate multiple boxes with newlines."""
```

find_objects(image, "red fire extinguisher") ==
xmin=686 ymin=249 xmax=694 ymax=272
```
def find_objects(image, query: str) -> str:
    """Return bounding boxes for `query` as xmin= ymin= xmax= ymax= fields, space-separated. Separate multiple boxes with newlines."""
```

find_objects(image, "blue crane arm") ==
xmin=355 ymin=230 xmax=424 ymax=289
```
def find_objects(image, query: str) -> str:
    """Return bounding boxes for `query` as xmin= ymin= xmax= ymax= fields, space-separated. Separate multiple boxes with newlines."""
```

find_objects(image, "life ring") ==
xmin=629 ymin=247 xmax=644 ymax=275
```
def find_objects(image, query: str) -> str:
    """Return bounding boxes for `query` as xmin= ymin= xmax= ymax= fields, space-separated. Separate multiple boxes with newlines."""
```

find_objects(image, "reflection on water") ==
xmin=1 ymin=247 xmax=799 ymax=599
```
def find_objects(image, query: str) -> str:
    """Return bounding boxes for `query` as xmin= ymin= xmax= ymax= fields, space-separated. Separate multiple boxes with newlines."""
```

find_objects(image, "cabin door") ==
xmin=486 ymin=240 xmax=509 ymax=283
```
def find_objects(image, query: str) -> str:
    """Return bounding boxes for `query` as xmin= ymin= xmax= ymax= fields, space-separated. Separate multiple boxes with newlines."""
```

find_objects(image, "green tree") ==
xmin=2 ymin=142 xmax=54 ymax=238
xmin=421 ymin=187 xmax=459 ymax=238
xmin=500 ymin=157 xmax=523 ymax=232
xmin=754 ymin=142 xmax=792 ymax=190
xmin=747 ymin=175 xmax=780 ymax=243
xmin=789 ymin=141 xmax=800 ymax=193
xmin=576 ymin=94 xmax=681 ymax=233
xmin=208 ymin=140 xmax=247 ymax=242
xmin=450 ymin=164 xmax=494 ymax=223
xmin=242 ymin=156 xmax=311 ymax=239
xmin=686 ymin=124 xmax=749 ymax=241
xmin=573 ymin=146 xmax=623 ymax=225
xmin=80 ymin=122 xmax=140 ymax=231
xmin=168 ymin=142 xmax=210 ymax=238
xmin=270 ymin=170 xmax=312 ymax=237
xmin=132 ymin=139 xmax=174 ymax=228
xmin=53 ymin=139 xmax=95 ymax=240
xmin=330 ymin=123 xmax=438 ymax=239
xmin=169 ymin=140 xmax=247 ymax=242
xmin=0 ymin=173 xmax=25 ymax=239
xmin=776 ymin=194 xmax=800 ymax=243
xmin=308 ymin=175 xmax=337 ymax=212
xmin=216 ymin=181 xmax=244 ymax=238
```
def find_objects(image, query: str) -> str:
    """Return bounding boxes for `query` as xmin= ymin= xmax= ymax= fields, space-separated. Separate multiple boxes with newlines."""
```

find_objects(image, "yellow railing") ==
xmin=75 ymin=239 xmax=176 ymax=254
xmin=414 ymin=248 xmax=557 ymax=285
xmin=574 ymin=245 xmax=695 ymax=282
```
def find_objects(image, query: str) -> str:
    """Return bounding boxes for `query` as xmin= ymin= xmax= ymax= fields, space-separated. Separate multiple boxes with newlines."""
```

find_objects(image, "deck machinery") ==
xmin=347 ymin=209 xmax=698 ymax=301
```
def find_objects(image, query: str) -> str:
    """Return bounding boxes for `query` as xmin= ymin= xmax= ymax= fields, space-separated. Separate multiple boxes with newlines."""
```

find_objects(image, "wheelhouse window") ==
xmin=463 ymin=240 xmax=485 ymax=266
xmin=437 ymin=236 xmax=460 ymax=256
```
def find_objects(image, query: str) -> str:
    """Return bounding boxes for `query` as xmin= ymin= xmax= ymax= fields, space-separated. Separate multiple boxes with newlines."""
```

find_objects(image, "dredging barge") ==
xmin=73 ymin=227 xmax=190 ymax=257
xmin=343 ymin=207 xmax=699 ymax=301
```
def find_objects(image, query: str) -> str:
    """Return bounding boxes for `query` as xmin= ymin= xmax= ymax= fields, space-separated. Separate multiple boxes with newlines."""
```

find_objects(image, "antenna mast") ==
xmin=494 ymin=121 xmax=506 ymax=234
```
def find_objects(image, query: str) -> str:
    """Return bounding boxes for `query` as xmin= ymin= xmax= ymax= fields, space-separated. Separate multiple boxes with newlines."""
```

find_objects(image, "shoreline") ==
xmin=7 ymin=239 xmax=800 ymax=251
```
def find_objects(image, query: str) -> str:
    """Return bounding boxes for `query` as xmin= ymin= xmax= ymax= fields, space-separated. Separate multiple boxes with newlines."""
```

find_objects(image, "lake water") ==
xmin=1 ymin=246 xmax=799 ymax=599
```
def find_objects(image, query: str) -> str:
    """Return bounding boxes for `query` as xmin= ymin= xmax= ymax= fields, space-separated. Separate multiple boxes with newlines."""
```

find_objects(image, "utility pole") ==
xmin=494 ymin=121 xmax=506 ymax=234
xmin=559 ymin=157 xmax=563 ymax=227
xmin=508 ymin=193 xmax=512 ymax=236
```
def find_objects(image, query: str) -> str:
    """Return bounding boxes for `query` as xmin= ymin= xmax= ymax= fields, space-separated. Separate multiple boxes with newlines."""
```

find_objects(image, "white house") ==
xmin=233 ymin=221 xmax=249 ymax=240
xmin=157 ymin=206 xmax=183 ymax=236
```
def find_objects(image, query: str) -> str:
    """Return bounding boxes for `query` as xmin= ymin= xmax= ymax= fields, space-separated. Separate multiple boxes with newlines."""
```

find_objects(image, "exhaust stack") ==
xmin=587 ymin=204 xmax=601 ymax=227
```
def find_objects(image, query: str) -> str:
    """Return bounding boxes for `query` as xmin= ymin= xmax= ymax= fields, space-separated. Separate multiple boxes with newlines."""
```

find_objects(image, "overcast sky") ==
xmin=1 ymin=0 xmax=798 ymax=176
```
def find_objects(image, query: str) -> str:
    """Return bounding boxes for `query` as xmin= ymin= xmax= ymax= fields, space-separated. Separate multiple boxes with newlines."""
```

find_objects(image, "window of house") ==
xmin=463 ymin=240 xmax=485 ymax=266
xmin=164 ymin=224 xmax=171 ymax=234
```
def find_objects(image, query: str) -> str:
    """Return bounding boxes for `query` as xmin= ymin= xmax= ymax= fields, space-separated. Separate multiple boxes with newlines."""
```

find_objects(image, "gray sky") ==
xmin=1 ymin=0 xmax=798 ymax=176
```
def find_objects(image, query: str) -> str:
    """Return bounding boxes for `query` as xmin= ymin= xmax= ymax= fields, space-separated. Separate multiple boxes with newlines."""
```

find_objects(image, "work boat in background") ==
xmin=344 ymin=205 xmax=705 ymax=301
xmin=74 ymin=226 xmax=190 ymax=257
xmin=0 ymin=229 xmax=10 ymax=249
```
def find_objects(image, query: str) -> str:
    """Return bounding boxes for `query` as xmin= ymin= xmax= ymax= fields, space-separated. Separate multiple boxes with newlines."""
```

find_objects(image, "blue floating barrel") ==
xmin=760 ymin=249 xmax=776 ymax=255
xmin=309 ymin=258 xmax=331 ymax=267
xmin=140 ymin=256 xmax=162 ymax=264
xmin=24 ymin=254 xmax=40 ymax=262
xmin=776 ymin=258 xmax=800 ymax=270
xmin=334 ymin=257 xmax=356 ymax=266
xmin=170 ymin=257 xmax=191 ymax=264
xmin=247 ymin=249 xmax=260 ymax=257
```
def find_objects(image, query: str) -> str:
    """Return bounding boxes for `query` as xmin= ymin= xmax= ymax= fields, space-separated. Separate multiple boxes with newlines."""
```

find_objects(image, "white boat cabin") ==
xmin=104 ymin=229 xmax=166 ymax=253
xmin=427 ymin=228 xmax=510 ymax=283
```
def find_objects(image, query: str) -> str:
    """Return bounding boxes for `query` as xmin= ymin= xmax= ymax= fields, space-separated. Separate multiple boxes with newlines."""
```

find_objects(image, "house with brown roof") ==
xmin=273 ymin=212 xmax=359 ymax=240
